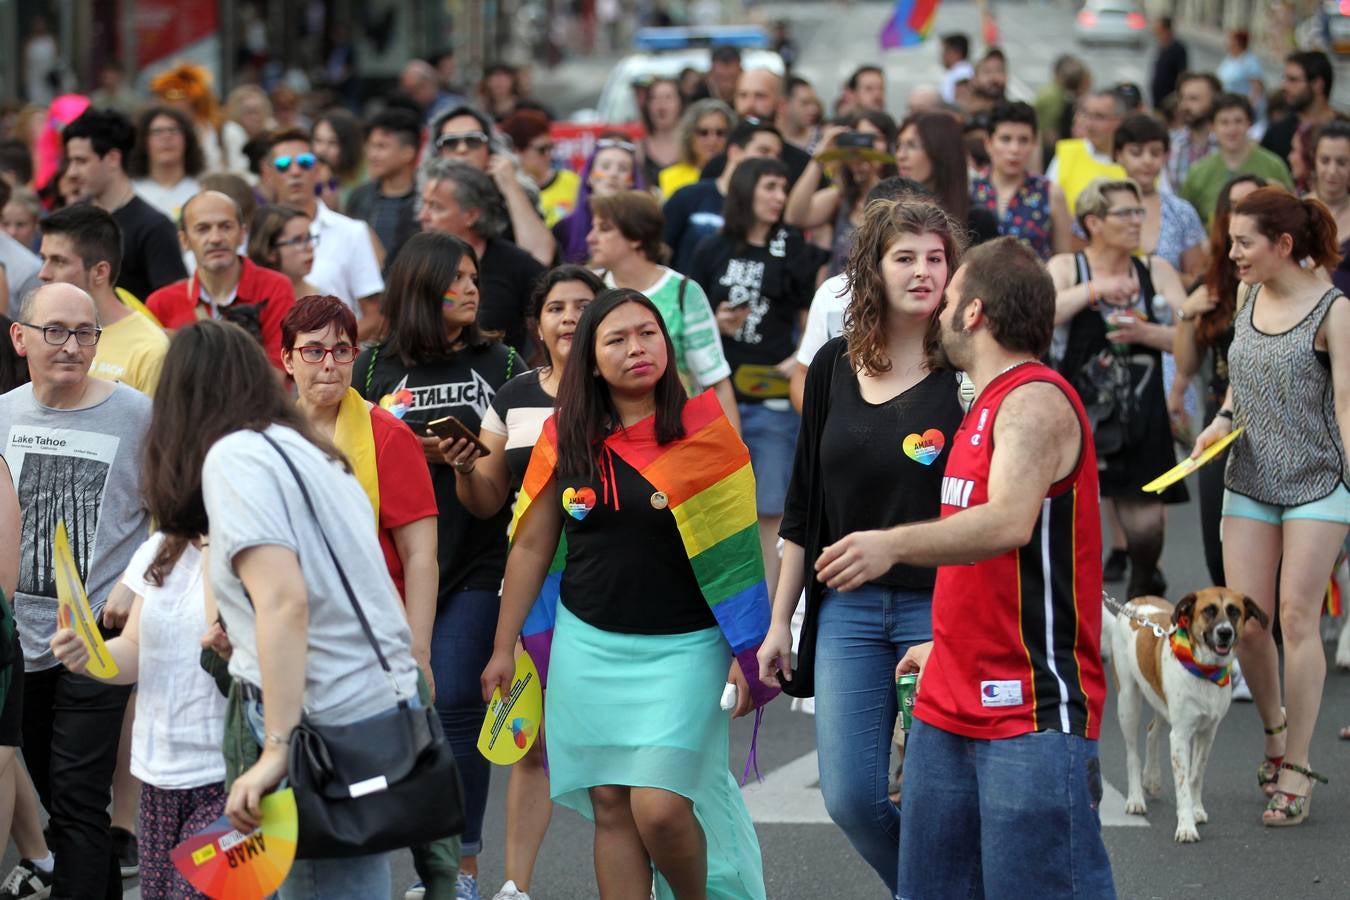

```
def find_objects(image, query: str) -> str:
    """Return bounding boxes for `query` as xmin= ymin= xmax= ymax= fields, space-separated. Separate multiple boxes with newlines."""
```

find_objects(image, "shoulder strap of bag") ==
xmin=677 ymin=275 xmax=689 ymax=315
xmin=363 ymin=344 xmax=382 ymax=396
xmin=259 ymin=431 xmax=401 ymax=691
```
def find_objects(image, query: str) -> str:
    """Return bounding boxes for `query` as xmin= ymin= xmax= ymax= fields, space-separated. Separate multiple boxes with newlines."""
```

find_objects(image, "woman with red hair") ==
xmin=1192 ymin=187 xmax=1348 ymax=827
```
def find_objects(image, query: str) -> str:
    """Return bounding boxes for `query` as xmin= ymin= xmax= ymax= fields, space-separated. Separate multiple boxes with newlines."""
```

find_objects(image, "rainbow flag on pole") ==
xmin=881 ymin=0 xmax=940 ymax=49
xmin=508 ymin=390 xmax=778 ymax=708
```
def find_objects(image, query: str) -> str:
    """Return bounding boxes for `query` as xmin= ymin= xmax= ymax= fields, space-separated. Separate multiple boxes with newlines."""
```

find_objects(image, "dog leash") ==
xmin=1103 ymin=590 xmax=1175 ymax=639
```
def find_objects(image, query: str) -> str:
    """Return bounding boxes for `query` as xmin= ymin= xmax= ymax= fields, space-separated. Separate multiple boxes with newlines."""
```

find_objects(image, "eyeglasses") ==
xmin=20 ymin=322 xmax=102 ymax=346
xmin=274 ymin=232 xmax=318 ymax=250
xmin=1103 ymin=207 xmax=1147 ymax=220
xmin=273 ymin=153 xmax=317 ymax=173
xmin=596 ymin=138 xmax=637 ymax=154
xmin=436 ymin=131 xmax=489 ymax=152
xmin=696 ymin=127 xmax=728 ymax=138
xmin=294 ymin=344 xmax=358 ymax=364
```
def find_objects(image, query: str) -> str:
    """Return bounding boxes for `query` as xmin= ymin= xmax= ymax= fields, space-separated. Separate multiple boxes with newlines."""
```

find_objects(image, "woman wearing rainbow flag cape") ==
xmin=480 ymin=288 xmax=776 ymax=898
xmin=451 ymin=265 xmax=605 ymax=900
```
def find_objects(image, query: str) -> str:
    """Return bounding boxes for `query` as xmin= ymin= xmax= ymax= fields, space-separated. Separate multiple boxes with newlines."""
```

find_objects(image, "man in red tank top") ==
xmin=815 ymin=237 xmax=1115 ymax=899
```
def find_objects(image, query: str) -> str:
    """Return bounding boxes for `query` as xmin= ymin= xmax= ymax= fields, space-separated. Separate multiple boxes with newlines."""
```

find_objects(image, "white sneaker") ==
xmin=1231 ymin=659 xmax=1252 ymax=702
xmin=492 ymin=881 xmax=531 ymax=900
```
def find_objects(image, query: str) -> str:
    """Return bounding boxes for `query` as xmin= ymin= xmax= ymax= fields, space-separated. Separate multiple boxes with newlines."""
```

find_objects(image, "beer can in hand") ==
xmin=895 ymin=672 xmax=918 ymax=732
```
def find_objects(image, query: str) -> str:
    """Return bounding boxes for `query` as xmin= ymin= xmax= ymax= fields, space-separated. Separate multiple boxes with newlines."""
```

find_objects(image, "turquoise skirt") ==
xmin=546 ymin=603 xmax=766 ymax=900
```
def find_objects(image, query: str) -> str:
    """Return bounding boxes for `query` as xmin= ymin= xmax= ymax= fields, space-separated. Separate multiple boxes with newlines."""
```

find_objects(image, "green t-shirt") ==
xmin=602 ymin=266 xmax=732 ymax=392
xmin=1179 ymin=144 xmax=1294 ymax=227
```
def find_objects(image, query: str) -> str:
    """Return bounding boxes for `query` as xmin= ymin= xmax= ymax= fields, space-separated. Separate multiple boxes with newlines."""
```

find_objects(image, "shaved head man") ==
xmin=735 ymin=69 xmax=784 ymax=122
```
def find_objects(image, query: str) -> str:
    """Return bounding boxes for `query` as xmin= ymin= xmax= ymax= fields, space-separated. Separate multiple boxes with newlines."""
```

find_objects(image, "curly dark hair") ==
xmin=844 ymin=198 xmax=964 ymax=376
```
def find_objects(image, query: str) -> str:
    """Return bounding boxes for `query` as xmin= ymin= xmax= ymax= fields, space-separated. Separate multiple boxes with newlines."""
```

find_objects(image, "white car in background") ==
xmin=583 ymin=26 xmax=786 ymax=124
xmin=1074 ymin=0 xmax=1149 ymax=49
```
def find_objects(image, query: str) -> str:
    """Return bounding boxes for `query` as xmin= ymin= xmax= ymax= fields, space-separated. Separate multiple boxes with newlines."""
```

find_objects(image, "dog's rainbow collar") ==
xmin=1169 ymin=628 xmax=1231 ymax=686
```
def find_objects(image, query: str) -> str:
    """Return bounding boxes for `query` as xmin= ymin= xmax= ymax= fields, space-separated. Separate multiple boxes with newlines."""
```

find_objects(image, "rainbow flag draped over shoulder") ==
xmin=509 ymin=432 xmax=566 ymax=688
xmin=509 ymin=390 xmax=779 ymax=709
xmin=881 ymin=0 xmax=940 ymax=49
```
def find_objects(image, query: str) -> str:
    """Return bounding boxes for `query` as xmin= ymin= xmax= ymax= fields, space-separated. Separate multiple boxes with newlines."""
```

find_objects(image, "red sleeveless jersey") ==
xmin=914 ymin=363 xmax=1106 ymax=740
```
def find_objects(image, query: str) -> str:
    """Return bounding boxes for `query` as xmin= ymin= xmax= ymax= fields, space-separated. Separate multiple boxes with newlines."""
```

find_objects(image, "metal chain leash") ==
xmin=1103 ymin=589 xmax=1175 ymax=638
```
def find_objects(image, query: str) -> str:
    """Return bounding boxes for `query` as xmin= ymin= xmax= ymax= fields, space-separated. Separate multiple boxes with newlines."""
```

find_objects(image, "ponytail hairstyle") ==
xmin=1232 ymin=186 xmax=1340 ymax=270
xmin=1197 ymin=174 xmax=1266 ymax=348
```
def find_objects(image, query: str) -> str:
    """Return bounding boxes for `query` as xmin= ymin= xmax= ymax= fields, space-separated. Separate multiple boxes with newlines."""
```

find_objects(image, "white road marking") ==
xmin=743 ymin=750 xmax=1149 ymax=827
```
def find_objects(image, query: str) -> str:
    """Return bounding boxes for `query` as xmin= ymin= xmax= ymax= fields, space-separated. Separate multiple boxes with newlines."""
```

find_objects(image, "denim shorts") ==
xmin=738 ymin=400 xmax=799 ymax=516
xmin=1221 ymin=484 xmax=1350 ymax=526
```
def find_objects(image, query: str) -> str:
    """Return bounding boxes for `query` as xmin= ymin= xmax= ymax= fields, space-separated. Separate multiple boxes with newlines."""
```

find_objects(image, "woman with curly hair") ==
xmin=756 ymin=198 xmax=965 ymax=895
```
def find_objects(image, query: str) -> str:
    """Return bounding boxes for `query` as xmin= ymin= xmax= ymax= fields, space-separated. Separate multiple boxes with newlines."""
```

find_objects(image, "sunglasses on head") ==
xmin=437 ymin=131 xmax=489 ymax=151
xmin=273 ymin=153 xmax=317 ymax=173
xmin=596 ymin=138 xmax=637 ymax=154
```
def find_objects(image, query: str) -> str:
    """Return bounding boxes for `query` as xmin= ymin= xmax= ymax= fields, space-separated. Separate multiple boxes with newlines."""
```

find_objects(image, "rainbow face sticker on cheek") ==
xmin=903 ymin=429 xmax=945 ymax=465
xmin=442 ymin=291 xmax=458 ymax=308
xmin=562 ymin=486 xmax=597 ymax=519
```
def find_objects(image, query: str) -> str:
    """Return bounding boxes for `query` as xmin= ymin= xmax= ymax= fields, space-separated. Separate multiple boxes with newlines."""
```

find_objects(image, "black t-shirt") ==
xmin=662 ymin=180 xmax=725 ymax=275
xmin=1150 ymin=41 xmax=1189 ymax=108
xmin=1260 ymin=116 xmax=1298 ymax=172
xmin=357 ymin=340 xmax=520 ymax=597
xmin=480 ymin=238 xmax=547 ymax=355
xmin=688 ymin=226 xmax=827 ymax=402
xmin=699 ymin=142 xmax=814 ymax=188
xmin=557 ymin=452 xmax=717 ymax=634
xmin=486 ymin=367 xmax=554 ymax=486
xmin=781 ymin=338 xmax=964 ymax=590
xmin=114 ymin=195 xmax=188 ymax=301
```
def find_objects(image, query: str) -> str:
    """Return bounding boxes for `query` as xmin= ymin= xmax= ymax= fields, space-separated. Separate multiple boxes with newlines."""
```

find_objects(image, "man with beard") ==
xmin=813 ymin=236 xmax=1113 ymax=898
xmin=1166 ymin=72 xmax=1221 ymax=190
xmin=1261 ymin=50 xmax=1337 ymax=167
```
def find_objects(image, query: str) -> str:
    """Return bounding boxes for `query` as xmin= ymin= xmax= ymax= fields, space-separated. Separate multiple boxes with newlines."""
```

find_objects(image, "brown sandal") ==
xmin=1263 ymin=763 xmax=1328 ymax=827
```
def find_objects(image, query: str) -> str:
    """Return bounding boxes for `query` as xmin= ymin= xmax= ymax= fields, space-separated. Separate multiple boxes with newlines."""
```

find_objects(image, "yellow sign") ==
xmin=53 ymin=521 xmax=119 ymax=680
xmin=1142 ymin=427 xmax=1244 ymax=494
xmin=477 ymin=650 xmax=543 ymax=765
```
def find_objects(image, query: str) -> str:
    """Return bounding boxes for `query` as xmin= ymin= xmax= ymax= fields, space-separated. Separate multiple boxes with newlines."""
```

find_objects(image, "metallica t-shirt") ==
xmin=357 ymin=341 xmax=520 ymax=597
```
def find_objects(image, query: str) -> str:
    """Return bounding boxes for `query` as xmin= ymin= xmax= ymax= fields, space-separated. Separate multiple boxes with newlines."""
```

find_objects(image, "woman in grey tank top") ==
xmin=1190 ymin=187 xmax=1349 ymax=828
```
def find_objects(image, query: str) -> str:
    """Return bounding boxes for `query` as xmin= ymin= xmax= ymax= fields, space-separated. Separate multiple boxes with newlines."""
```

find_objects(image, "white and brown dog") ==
xmin=1106 ymin=588 xmax=1269 ymax=843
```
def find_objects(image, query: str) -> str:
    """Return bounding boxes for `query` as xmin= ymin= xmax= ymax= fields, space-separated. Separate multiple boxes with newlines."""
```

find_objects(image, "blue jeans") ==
xmin=899 ymin=720 xmax=1116 ymax=900
xmin=279 ymin=854 xmax=391 ymax=899
xmin=814 ymin=586 xmax=932 ymax=896
xmin=431 ymin=587 xmax=500 ymax=856
xmin=738 ymin=401 xmax=799 ymax=516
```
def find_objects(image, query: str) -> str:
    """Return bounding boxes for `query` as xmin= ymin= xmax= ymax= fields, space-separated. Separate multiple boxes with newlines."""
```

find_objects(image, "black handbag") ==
xmin=261 ymin=432 xmax=465 ymax=858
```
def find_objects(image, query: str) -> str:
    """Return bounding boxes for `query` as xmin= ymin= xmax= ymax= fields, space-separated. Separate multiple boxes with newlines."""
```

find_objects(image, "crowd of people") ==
xmin=0 ymin=13 xmax=1347 ymax=900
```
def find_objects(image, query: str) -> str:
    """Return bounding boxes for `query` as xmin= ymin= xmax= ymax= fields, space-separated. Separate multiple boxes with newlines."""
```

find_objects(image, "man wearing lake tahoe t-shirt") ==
xmin=0 ymin=282 xmax=150 ymax=900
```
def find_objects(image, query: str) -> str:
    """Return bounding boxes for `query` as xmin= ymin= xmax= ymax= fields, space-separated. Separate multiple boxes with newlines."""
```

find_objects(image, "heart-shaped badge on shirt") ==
xmin=903 ymin=429 xmax=945 ymax=465
xmin=562 ymin=486 xmax=597 ymax=520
